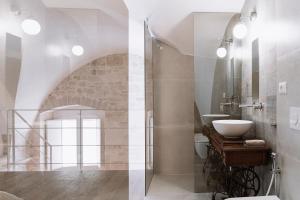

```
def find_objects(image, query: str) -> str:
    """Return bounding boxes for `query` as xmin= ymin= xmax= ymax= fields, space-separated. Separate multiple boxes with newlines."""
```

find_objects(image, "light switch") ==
xmin=279 ymin=82 xmax=287 ymax=95
xmin=290 ymin=107 xmax=300 ymax=131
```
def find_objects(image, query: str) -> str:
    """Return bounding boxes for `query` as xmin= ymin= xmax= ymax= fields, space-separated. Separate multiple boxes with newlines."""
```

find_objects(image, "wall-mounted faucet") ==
xmin=239 ymin=102 xmax=264 ymax=110
xmin=220 ymin=95 xmax=240 ymax=112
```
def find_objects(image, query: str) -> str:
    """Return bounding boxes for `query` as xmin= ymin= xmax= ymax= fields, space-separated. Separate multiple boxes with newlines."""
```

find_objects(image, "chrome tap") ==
xmin=239 ymin=102 xmax=263 ymax=110
xmin=220 ymin=95 xmax=240 ymax=112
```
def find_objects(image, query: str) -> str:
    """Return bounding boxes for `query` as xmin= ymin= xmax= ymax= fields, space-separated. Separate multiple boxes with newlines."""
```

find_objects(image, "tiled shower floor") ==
xmin=146 ymin=174 xmax=211 ymax=200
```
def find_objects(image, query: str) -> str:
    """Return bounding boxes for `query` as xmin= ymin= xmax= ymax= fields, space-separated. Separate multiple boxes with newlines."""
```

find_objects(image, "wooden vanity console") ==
xmin=209 ymin=131 xmax=270 ymax=167
xmin=202 ymin=126 xmax=271 ymax=199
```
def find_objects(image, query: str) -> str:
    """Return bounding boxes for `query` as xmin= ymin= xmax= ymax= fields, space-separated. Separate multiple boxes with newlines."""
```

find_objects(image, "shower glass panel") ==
xmin=145 ymin=22 xmax=154 ymax=194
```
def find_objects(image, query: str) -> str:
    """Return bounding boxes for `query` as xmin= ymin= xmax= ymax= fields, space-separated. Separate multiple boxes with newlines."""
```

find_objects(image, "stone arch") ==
xmin=40 ymin=53 xmax=128 ymax=111
xmin=39 ymin=54 xmax=129 ymax=170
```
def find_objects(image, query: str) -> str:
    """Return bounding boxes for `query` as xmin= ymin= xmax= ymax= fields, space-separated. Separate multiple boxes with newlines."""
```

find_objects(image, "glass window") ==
xmin=46 ymin=118 xmax=101 ymax=170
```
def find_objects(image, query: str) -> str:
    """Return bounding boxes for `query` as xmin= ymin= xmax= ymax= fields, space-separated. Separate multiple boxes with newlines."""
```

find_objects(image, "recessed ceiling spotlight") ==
xmin=216 ymin=47 xmax=227 ymax=58
xmin=72 ymin=45 xmax=84 ymax=56
xmin=233 ymin=23 xmax=248 ymax=39
xmin=21 ymin=19 xmax=41 ymax=35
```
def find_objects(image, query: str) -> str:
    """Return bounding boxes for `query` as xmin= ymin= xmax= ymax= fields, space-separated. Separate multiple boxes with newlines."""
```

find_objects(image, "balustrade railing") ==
xmin=2 ymin=108 xmax=129 ymax=171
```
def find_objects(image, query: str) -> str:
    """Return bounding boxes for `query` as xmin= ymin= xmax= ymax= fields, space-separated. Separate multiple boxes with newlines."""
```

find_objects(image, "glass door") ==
xmin=45 ymin=118 xmax=101 ymax=170
xmin=46 ymin=119 xmax=77 ymax=170
xmin=82 ymin=119 xmax=101 ymax=168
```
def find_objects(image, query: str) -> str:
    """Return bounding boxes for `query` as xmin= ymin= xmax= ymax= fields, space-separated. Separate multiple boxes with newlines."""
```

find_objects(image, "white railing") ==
xmin=3 ymin=108 xmax=128 ymax=172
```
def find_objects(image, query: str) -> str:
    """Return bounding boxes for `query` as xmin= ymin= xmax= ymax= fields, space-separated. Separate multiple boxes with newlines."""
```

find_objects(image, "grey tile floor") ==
xmin=145 ymin=174 xmax=211 ymax=200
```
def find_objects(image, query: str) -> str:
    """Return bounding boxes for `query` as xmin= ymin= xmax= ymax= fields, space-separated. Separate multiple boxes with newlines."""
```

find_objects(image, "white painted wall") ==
xmin=128 ymin=16 xmax=146 ymax=199
xmin=0 ymin=0 xmax=48 ymax=156
xmin=0 ymin=0 xmax=128 ymax=119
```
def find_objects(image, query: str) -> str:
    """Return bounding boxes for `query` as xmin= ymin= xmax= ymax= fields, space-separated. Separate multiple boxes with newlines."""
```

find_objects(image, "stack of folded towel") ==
xmin=244 ymin=139 xmax=266 ymax=147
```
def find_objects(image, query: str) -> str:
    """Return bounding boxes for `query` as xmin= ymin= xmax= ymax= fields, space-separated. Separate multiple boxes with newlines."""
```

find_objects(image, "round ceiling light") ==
xmin=72 ymin=45 xmax=84 ymax=56
xmin=233 ymin=23 xmax=248 ymax=39
xmin=216 ymin=47 xmax=227 ymax=58
xmin=21 ymin=19 xmax=41 ymax=35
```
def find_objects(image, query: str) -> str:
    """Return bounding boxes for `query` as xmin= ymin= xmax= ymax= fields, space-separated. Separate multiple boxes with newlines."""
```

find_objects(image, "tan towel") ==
xmin=244 ymin=140 xmax=266 ymax=146
xmin=0 ymin=192 xmax=23 ymax=200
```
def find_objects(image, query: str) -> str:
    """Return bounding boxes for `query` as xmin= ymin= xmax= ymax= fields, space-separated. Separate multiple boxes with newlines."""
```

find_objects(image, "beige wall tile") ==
xmin=153 ymin=40 xmax=194 ymax=175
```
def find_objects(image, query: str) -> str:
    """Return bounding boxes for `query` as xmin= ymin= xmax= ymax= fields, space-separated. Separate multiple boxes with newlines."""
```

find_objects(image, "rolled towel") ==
xmin=0 ymin=192 xmax=23 ymax=200
xmin=244 ymin=139 xmax=266 ymax=146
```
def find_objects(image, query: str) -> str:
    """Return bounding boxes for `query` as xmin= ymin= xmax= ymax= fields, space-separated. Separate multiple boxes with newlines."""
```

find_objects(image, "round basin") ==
xmin=212 ymin=120 xmax=253 ymax=138
xmin=201 ymin=114 xmax=230 ymax=126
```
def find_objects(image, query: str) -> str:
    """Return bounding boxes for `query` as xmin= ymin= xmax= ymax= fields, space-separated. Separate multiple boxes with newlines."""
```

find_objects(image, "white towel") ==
xmin=244 ymin=139 xmax=266 ymax=146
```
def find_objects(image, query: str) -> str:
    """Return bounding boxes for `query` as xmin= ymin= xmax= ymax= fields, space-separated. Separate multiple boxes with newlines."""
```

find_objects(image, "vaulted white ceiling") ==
xmin=42 ymin=0 xmax=128 ymax=25
xmin=123 ymin=0 xmax=245 ymax=55
xmin=42 ymin=0 xmax=245 ymax=55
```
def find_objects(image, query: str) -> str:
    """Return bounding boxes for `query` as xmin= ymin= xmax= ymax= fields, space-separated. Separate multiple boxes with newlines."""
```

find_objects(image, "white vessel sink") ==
xmin=212 ymin=120 xmax=253 ymax=138
xmin=201 ymin=114 xmax=230 ymax=126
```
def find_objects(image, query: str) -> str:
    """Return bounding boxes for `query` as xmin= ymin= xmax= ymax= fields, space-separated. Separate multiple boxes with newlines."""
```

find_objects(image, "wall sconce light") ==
xmin=250 ymin=12 xmax=257 ymax=22
xmin=21 ymin=19 xmax=41 ymax=35
xmin=233 ymin=23 xmax=248 ymax=39
xmin=10 ymin=1 xmax=41 ymax=35
xmin=216 ymin=47 xmax=227 ymax=58
xmin=72 ymin=45 xmax=84 ymax=56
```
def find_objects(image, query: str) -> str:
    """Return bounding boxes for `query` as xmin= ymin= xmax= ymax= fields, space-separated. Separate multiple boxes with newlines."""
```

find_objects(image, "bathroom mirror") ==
xmin=227 ymin=58 xmax=235 ymax=97
xmin=252 ymin=39 xmax=260 ymax=102
xmin=194 ymin=13 xmax=242 ymax=118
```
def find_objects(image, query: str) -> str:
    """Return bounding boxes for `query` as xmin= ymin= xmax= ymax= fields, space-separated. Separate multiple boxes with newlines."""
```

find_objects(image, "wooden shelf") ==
xmin=207 ymin=129 xmax=270 ymax=167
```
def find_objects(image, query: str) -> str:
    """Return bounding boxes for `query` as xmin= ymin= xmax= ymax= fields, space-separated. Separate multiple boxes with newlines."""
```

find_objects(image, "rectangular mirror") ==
xmin=228 ymin=58 xmax=234 ymax=97
xmin=194 ymin=13 xmax=242 ymax=117
xmin=252 ymin=39 xmax=259 ymax=102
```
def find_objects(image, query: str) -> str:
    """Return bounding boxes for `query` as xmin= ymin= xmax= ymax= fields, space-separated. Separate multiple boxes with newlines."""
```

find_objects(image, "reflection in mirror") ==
xmin=195 ymin=13 xmax=242 ymax=121
xmin=252 ymin=39 xmax=259 ymax=102
xmin=194 ymin=13 xmax=236 ymax=118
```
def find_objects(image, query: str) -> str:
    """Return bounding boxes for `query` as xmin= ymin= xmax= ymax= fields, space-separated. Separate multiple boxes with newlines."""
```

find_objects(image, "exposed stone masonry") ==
xmin=41 ymin=54 xmax=128 ymax=170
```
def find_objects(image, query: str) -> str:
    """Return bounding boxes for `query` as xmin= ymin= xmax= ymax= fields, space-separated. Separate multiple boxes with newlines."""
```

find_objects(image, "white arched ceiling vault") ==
xmin=41 ymin=0 xmax=129 ymax=70
xmin=43 ymin=0 xmax=245 ymax=55
xmin=42 ymin=0 xmax=128 ymax=25
xmin=123 ymin=0 xmax=245 ymax=55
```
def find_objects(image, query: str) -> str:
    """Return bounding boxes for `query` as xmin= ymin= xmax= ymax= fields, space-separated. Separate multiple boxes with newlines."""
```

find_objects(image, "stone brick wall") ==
xmin=41 ymin=54 xmax=128 ymax=170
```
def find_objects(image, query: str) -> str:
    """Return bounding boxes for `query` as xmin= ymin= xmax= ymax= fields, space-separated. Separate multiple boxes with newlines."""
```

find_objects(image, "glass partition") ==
xmin=145 ymin=22 xmax=154 ymax=194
